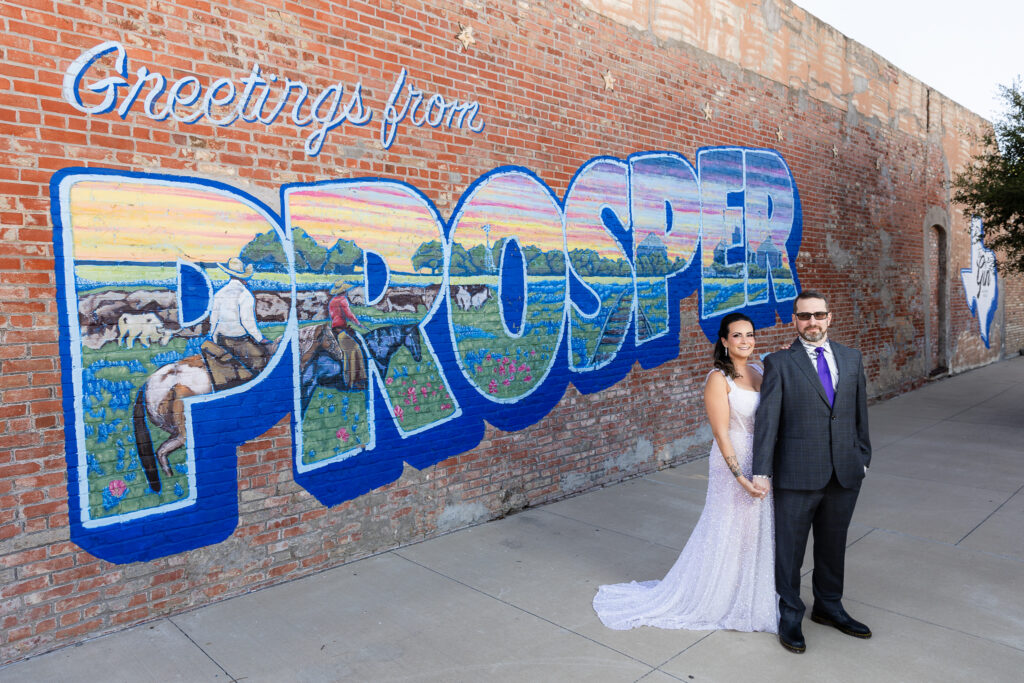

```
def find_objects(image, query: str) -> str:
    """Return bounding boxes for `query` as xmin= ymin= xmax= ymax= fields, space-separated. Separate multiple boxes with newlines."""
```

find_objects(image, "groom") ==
xmin=752 ymin=291 xmax=872 ymax=654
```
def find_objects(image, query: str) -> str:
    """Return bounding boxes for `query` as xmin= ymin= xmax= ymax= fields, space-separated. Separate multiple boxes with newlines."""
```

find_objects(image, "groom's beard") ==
xmin=799 ymin=328 xmax=826 ymax=343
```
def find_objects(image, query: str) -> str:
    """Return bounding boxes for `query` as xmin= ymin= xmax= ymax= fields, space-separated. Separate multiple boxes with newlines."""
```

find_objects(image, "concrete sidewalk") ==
xmin=4 ymin=357 xmax=1024 ymax=682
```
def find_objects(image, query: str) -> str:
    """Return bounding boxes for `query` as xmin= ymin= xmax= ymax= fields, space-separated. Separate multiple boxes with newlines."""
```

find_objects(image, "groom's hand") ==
xmin=752 ymin=476 xmax=771 ymax=495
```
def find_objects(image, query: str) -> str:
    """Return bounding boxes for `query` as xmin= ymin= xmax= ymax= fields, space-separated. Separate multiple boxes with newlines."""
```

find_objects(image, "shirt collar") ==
xmin=799 ymin=337 xmax=831 ymax=356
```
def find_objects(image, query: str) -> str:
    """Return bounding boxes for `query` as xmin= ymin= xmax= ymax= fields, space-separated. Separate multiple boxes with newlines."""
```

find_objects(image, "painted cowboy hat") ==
xmin=217 ymin=257 xmax=254 ymax=279
xmin=329 ymin=280 xmax=350 ymax=296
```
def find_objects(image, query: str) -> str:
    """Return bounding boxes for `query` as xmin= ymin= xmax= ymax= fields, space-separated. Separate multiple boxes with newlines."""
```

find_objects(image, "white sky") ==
xmin=794 ymin=0 xmax=1023 ymax=121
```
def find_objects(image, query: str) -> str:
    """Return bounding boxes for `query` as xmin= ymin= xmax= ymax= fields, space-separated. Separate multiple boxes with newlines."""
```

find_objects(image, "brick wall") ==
xmin=1 ymin=0 xmax=1018 ymax=663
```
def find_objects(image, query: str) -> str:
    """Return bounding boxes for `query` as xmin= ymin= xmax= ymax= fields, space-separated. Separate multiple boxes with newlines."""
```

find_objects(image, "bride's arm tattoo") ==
xmin=724 ymin=454 xmax=742 ymax=478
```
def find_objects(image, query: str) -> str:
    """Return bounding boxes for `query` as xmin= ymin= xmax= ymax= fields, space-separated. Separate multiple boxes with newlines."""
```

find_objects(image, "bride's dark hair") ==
xmin=713 ymin=312 xmax=754 ymax=379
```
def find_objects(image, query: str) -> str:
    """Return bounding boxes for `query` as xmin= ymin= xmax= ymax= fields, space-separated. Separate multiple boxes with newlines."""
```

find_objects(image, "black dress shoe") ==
xmin=778 ymin=619 xmax=806 ymax=653
xmin=811 ymin=608 xmax=872 ymax=638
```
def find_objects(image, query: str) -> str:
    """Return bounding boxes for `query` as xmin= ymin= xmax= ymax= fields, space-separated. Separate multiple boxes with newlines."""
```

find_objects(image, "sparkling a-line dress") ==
xmin=593 ymin=369 xmax=778 ymax=633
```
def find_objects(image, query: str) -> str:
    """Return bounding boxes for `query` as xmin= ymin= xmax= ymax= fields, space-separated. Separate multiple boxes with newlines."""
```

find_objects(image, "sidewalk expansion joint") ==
xmin=167 ymin=617 xmax=239 ymax=682
xmin=954 ymin=483 xmax=1024 ymax=546
xmin=844 ymin=595 xmax=1024 ymax=655
xmin=391 ymin=551 xmax=664 ymax=670
xmin=535 ymin=507 xmax=686 ymax=552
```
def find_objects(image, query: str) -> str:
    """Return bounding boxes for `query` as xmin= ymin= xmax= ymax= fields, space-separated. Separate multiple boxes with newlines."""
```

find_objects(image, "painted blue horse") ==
xmin=362 ymin=323 xmax=422 ymax=376
xmin=299 ymin=322 xmax=422 ymax=418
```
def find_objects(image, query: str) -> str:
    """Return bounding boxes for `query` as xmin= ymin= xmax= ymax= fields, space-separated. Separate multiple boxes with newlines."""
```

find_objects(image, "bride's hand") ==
xmin=738 ymin=476 xmax=764 ymax=499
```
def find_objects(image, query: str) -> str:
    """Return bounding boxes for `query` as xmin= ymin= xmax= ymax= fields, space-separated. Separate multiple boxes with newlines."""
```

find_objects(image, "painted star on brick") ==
xmin=775 ymin=126 xmax=784 ymax=142
xmin=456 ymin=24 xmax=476 ymax=51
xmin=702 ymin=102 xmax=713 ymax=120
xmin=832 ymin=144 xmax=839 ymax=158
xmin=602 ymin=71 xmax=616 ymax=91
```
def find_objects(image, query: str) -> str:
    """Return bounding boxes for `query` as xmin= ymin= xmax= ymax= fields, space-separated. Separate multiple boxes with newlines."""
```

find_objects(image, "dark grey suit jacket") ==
xmin=753 ymin=338 xmax=871 ymax=490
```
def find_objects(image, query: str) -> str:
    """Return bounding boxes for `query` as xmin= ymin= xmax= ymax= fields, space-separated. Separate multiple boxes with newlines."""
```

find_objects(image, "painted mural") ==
xmin=961 ymin=217 xmax=998 ymax=347
xmin=52 ymin=148 xmax=802 ymax=562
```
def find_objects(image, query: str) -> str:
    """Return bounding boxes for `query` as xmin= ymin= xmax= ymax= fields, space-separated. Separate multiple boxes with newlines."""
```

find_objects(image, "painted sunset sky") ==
xmin=67 ymin=180 xmax=275 ymax=263
xmin=451 ymin=172 xmax=567 ymax=261
xmin=288 ymin=182 xmax=444 ymax=274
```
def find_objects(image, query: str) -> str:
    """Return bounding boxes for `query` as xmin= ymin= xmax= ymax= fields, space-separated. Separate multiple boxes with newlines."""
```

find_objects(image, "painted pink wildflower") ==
xmin=518 ymin=364 xmax=528 ymax=372
xmin=108 ymin=479 xmax=127 ymax=498
xmin=524 ymin=374 xmax=533 ymax=382
xmin=502 ymin=378 xmax=510 ymax=386
xmin=488 ymin=379 xmax=498 ymax=394
xmin=414 ymin=406 xmax=420 ymax=412
xmin=485 ymin=353 xmax=492 ymax=360
xmin=336 ymin=428 xmax=350 ymax=441
xmin=385 ymin=377 xmax=393 ymax=385
xmin=394 ymin=406 xmax=404 ymax=420
xmin=476 ymin=365 xmax=483 ymax=374
xmin=420 ymin=386 xmax=427 ymax=396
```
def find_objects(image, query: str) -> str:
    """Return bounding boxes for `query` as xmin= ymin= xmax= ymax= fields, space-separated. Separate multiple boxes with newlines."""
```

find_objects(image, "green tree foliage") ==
xmin=238 ymin=228 xmax=360 ymax=273
xmin=411 ymin=240 xmax=444 ymax=274
xmin=430 ymin=241 xmax=625 ymax=277
xmin=568 ymin=248 xmax=631 ymax=277
xmin=953 ymin=80 xmax=1024 ymax=273
xmin=239 ymin=229 xmax=290 ymax=272
xmin=292 ymin=228 xmax=328 ymax=272
xmin=322 ymin=238 xmax=362 ymax=274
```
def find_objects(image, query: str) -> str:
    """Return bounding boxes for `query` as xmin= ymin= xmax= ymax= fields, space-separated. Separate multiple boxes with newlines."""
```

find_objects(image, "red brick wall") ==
xmin=1 ymin=0 xmax=1019 ymax=663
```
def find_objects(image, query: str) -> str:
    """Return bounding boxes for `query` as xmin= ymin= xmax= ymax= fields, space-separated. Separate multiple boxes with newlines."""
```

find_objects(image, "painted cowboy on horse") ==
xmin=327 ymin=279 xmax=371 ymax=391
xmin=201 ymin=257 xmax=274 ymax=390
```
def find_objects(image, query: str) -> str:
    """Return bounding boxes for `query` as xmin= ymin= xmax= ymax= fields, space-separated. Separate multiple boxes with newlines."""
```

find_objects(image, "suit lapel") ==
xmin=789 ymin=339 xmax=831 ymax=406
xmin=830 ymin=342 xmax=853 ymax=396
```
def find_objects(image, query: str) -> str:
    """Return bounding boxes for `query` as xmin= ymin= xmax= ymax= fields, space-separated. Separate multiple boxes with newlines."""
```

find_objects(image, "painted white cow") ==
xmin=117 ymin=312 xmax=174 ymax=349
xmin=452 ymin=285 xmax=491 ymax=311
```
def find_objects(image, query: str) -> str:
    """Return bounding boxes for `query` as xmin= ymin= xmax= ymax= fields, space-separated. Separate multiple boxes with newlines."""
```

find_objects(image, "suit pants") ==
xmin=774 ymin=473 xmax=860 ymax=623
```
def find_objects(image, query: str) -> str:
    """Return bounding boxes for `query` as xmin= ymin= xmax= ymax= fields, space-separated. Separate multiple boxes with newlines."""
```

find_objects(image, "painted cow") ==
xmin=117 ymin=312 xmax=174 ymax=349
xmin=451 ymin=284 xmax=491 ymax=311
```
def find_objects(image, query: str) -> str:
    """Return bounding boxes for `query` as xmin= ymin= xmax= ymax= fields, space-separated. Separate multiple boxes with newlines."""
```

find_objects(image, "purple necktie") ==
xmin=816 ymin=347 xmax=834 ymax=406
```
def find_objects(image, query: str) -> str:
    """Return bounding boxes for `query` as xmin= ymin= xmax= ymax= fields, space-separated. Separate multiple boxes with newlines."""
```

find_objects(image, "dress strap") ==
xmin=704 ymin=368 xmax=735 ymax=389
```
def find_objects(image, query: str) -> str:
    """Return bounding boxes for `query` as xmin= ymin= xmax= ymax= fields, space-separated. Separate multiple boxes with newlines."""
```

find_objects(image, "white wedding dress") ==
xmin=593 ymin=369 xmax=778 ymax=633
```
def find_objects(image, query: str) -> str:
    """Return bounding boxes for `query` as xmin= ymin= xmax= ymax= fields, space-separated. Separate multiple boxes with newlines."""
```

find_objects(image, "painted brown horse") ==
xmin=133 ymin=323 xmax=416 ymax=493
xmin=133 ymin=335 xmax=286 ymax=493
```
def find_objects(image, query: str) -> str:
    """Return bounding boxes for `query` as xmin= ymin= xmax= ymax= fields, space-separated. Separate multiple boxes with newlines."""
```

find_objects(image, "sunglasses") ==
xmin=794 ymin=311 xmax=829 ymax=321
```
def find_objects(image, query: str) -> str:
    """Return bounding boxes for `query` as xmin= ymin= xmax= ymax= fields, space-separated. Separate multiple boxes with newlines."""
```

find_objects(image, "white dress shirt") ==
xmin=799 ymin=337 xmax=838 ymax=388
xmin=209 ymin=278 xmax=264 ymax=342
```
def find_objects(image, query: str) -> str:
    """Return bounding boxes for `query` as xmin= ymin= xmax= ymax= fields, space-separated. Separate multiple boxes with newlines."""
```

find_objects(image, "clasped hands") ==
xmin=749 ymin=475 xmax=771 ymax=499
xmin=739 ymin=475 xmax=770 ymax=500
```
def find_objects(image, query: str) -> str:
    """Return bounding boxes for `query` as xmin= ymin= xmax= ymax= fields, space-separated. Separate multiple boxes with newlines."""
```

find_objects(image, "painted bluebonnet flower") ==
xmin=86 ymin=454 xmax=105 ymax=476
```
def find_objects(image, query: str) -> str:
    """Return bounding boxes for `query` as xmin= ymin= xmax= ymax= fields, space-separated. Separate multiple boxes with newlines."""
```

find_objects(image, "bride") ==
xmin=593 ymin=312 xmax=777 ymax=633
